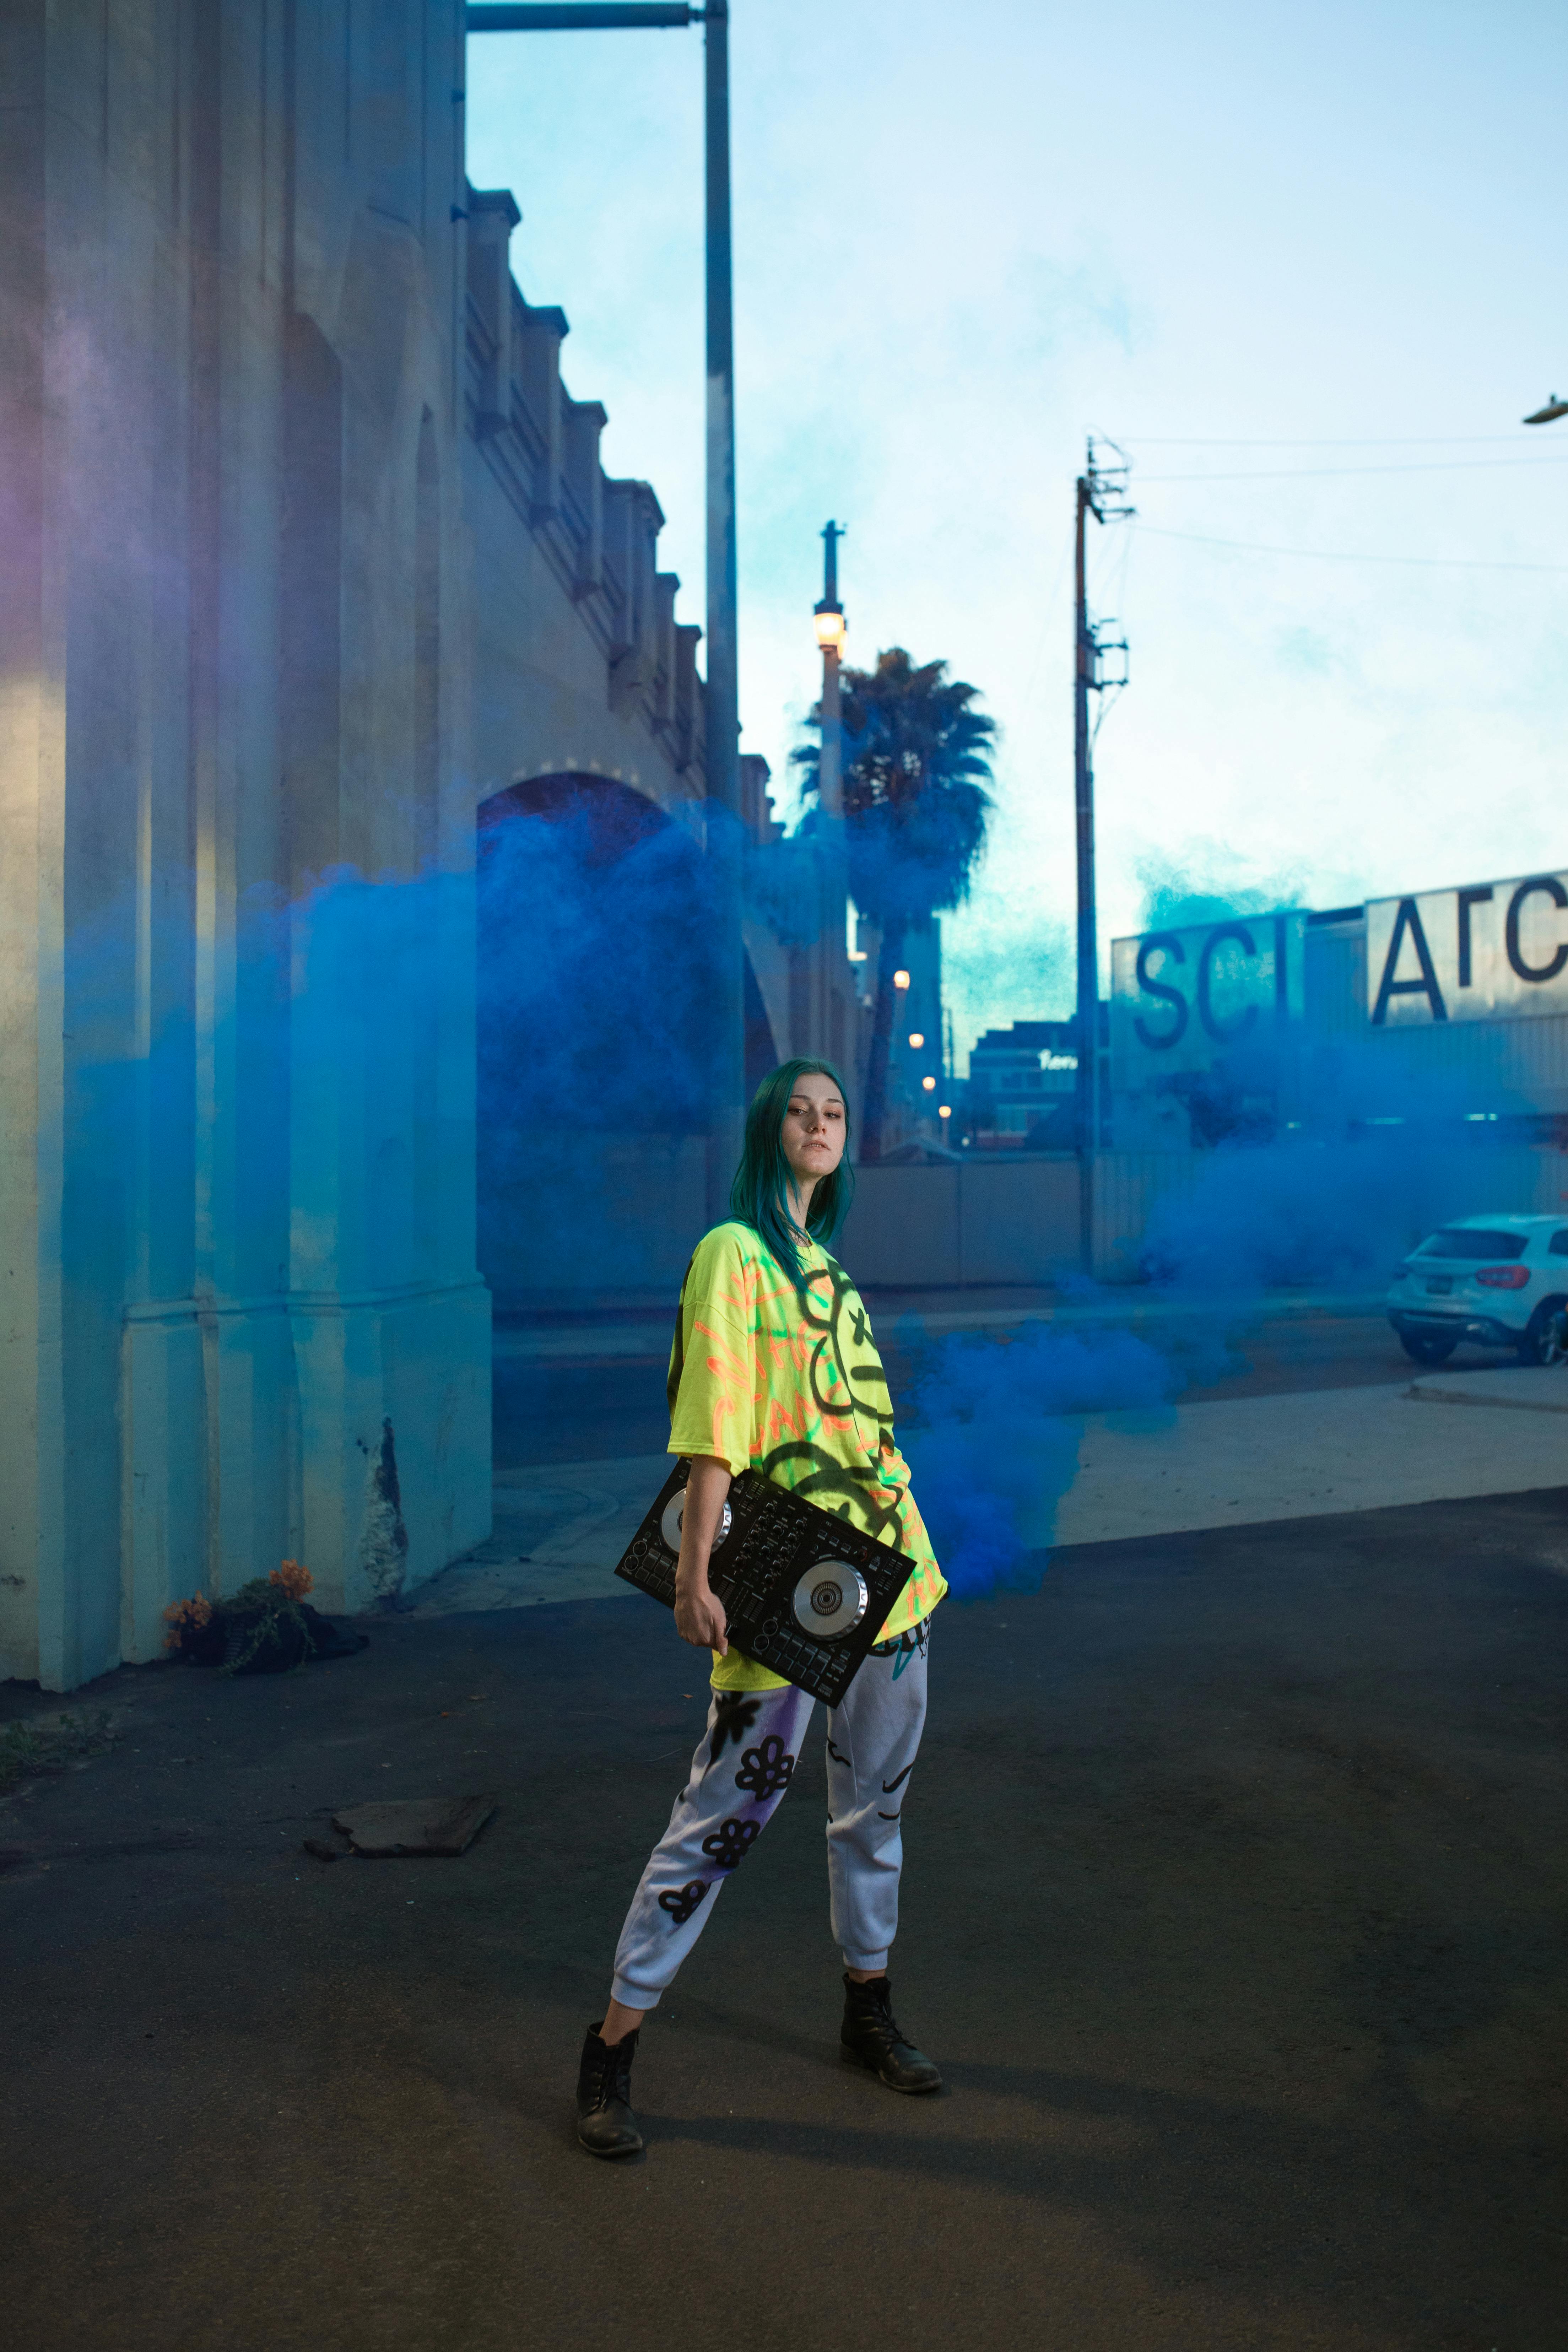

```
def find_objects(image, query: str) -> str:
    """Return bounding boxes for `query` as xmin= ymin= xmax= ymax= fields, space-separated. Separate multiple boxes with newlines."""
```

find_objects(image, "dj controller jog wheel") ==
xmin=660 ymin=1492 xmax=732 ymax=1555
xmin=791 ymin=1561 xmax=868 ymax=1640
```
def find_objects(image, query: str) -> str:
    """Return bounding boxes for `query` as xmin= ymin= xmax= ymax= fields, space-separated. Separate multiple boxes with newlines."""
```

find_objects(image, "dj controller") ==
xmin=614 ymin=1458 xmax=915 ymax=1707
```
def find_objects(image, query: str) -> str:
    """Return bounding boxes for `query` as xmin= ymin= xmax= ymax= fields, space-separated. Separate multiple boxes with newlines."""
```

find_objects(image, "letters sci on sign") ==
xmin=1109 ymin=912 xmax=1307 ymax=1085
xmin=1366 ymin=869 xmax=1568 ymax=1027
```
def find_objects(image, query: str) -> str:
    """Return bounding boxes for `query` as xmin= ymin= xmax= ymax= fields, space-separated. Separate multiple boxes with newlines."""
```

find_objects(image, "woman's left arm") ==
xmin=672 ymin=1454 xmax=732 ymax=1655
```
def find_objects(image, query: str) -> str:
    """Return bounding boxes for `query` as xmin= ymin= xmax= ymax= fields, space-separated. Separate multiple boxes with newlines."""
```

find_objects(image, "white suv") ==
xmin=1386 ymin=1214 xmax=1568 ymax=1367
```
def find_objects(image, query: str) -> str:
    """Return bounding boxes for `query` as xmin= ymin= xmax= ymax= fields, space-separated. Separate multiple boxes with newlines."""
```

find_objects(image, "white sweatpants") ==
xmin=610 ymin=1625 xmax=930 ymax=2012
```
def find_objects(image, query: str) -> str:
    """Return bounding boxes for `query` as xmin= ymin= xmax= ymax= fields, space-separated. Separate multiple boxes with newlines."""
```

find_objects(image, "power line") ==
xmin=1134 ymin=522 xmax=1568 ymax=572
xmin=1138 ymin=455 xmax=1568 ymax=482
xmin=1124 ymin=433 xmax=1544 ymax=448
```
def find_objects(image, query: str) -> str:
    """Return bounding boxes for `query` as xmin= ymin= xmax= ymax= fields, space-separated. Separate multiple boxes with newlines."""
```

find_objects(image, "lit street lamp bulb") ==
xmin=921 ymin=1075 xmax=937 ymax=1092
xmin=938 ymin=1104 xmax=951 ymax=1119
xmin=907 ymin=1031 xmax=925 ymax=1048
xmin=893 ymin=969 xmax=910 ymax=990
xmin=813 ymin=604 xmax=847 ymax=651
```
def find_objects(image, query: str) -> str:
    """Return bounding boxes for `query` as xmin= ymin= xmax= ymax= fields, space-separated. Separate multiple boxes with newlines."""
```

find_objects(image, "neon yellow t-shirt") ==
xmin=665 ymin=1220 xmax=946 ymax=1691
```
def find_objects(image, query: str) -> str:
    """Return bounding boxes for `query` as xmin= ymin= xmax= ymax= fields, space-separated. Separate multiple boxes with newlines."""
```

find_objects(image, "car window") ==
xmin=1415 ymin=1228 xmax=1528 ymax=1260
xmin=1550 ymin=1230 xmax=1568 ymax=1258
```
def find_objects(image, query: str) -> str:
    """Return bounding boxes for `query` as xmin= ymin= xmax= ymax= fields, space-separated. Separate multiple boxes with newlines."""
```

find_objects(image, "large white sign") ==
xmin=1110 ymin=911 xmax=1307 ymax=1086
xmin=1366 ymin=869 xmax=1568 ymax=1027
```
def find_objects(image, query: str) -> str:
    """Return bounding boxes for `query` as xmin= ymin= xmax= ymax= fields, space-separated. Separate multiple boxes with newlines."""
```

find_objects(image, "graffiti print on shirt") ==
xmin=666 ymin=1222 xmax=947 ymax=1649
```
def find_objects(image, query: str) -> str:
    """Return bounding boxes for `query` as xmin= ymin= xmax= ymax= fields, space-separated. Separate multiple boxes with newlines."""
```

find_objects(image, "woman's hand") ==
xmin=674 ymin=1574 xmax=729 ymax=1654
xmin=674 ymin=1454 xmax=732 ymax=1656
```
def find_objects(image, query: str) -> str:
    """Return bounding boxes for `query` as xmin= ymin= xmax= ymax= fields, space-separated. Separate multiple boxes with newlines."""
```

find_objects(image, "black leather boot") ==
xmin=576 ymin=2023 xmax=644 ymax=2157
xmin=840 ymin=1973 xmax=942 ymax=2093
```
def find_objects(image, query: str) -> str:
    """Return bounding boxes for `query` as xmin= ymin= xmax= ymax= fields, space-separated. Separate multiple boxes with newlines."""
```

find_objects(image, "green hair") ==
xmin=728 ymin=1058 xmax=855 ymax=1288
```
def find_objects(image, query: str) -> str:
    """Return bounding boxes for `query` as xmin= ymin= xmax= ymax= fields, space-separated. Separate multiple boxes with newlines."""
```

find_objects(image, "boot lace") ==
xmin=588 ymin=2032 xmax=636 ymax=2111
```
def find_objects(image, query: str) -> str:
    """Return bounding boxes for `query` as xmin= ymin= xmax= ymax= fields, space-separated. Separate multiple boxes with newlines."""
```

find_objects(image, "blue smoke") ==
xmin=1138 ymin=1023 xmax=1540 ymax=1297
xmin=898 ymin=1317 xmax=1174 ymax=1597
xmin=1135 ymin=842 xmax=1310 ymax=935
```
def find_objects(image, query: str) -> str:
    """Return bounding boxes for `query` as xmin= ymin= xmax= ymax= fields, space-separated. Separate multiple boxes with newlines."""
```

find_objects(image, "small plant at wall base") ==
xmin=794 ymin=647 xmax=995 ymax=1160
xmin=163 ymin=1561 xmax=368 ymax=1676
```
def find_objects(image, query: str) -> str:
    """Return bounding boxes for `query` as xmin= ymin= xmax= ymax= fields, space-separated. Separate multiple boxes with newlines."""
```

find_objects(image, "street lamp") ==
xmin=1524 ymin=395 xmax=1568 ymax=425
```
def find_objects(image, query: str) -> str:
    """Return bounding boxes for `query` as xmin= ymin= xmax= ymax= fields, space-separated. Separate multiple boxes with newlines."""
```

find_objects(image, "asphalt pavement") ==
xmin=4 ymin=1476 xmax=1566 ymax=2350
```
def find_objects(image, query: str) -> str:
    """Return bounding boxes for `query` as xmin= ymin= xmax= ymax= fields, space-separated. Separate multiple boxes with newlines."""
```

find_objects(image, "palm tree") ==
xmin=794 ymin=646 xmax=995 ymax=1161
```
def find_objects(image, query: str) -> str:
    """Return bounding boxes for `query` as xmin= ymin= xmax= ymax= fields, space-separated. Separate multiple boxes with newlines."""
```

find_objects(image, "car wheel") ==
xmin=1399 ymin=1332 xmax=1458 ymax=1366
xmin=1518 ymin=1300 xmax=1568 ymax=1367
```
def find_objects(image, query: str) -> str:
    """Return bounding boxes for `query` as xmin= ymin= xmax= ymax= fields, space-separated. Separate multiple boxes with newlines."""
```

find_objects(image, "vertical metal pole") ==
xmin=703 ymin=0 xmax=744 ymax=1211
xmin=1074 ymin=465 xmax=1097 ymax=1276
xmin=817 ymin=523 xmax=843 ymax=821
xmin=701 ymin=0 xmax=747 ymax=1213
xmin=818 ymin=642 xmax=842 ymax=817
xmin=817 ymin=631 xmax=843 ymax=1070
xmin=816 ymin=524 xmax=844 ymax=1075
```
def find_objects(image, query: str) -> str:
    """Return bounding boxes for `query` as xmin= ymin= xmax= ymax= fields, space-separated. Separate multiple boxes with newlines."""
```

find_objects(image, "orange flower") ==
xmin=162 ymin=1594 xmax=213 ymax=1651
xmin=270 ymin=1559 xmax=313 ymax=1601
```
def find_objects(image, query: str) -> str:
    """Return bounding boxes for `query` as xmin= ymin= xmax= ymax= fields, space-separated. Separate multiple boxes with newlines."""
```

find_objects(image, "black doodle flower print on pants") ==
xmin=700 ymin=1817 xmax=761 ymax=1872
xmin=734 ymin=1735 xmax=794 ymax=1801
xmin=657 ymin=1881 xmax=712 ymax=1926
xmin=609 ymin=1635 xmax=930 ymax=2015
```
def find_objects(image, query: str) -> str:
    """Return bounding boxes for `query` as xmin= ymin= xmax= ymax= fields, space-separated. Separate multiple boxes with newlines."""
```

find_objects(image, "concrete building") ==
xmin=964 ymin=1019 xmax=1077 ymax=1151
xmin=1107 ymin=875 xmax=1568 ymax=1152
xmin=460 ymin=184 xmax=853 ymax=1310
xmin=0 ymin=3 xmax=855 ymax=1688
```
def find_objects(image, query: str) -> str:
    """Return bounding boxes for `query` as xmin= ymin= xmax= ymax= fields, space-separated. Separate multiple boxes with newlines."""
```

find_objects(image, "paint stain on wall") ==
xmin=358 ymin=1418 xmax=410 ymax=1609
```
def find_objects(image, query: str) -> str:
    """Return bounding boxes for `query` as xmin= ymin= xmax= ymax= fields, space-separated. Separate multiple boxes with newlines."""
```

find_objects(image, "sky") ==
xmin=465 ymin=0 xmax=1568 ymax=1070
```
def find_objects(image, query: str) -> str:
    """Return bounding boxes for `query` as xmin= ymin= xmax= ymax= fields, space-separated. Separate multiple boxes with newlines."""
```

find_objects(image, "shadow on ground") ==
xmin=3 ymin=1487 xmax=1566 ymax=2350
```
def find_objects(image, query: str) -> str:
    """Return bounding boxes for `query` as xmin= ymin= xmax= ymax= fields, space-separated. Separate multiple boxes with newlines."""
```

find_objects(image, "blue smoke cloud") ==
xmin=1137 ymin=1022 xmax=1542 ymax=1297
xmin=898 ymin=1318 xmax=1174 ymax=1597
xmin=474 ymin=785 xmax=849 ymax=1306
xmin=1134 ymin=841 xmax=1311 ymax=936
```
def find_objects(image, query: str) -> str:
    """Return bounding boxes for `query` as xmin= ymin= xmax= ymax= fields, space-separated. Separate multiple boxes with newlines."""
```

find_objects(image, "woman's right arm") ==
xmin=672 ymin=1454 xmax=732 ymax=1656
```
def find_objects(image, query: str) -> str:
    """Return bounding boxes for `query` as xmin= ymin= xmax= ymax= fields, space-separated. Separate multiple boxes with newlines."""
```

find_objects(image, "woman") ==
xmin=575 ymin=1059 xmax=948 ymax=2159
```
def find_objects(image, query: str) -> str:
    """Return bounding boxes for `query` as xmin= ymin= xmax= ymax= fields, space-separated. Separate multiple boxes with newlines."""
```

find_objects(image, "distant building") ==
xmin=964 ymin=1020 xmax=1078 ymax=1151
xmin=1108 ymin=880 xmax=1568 ymax=1150
xmin=851 ymin=914 xmax=952 ymax=1158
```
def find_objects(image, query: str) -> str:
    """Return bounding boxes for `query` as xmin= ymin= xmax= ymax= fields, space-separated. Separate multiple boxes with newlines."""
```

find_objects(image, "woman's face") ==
xmin=781 ymin=1071 xmax=847 ymax=1199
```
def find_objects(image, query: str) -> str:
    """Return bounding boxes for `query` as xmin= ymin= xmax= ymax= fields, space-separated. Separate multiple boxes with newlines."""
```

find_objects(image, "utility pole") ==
xmin=699 ymin=0 xmax=744 ymax=1204
xmin=466 ymin=1 xmax=744 ymax=1211
xmin=813 ymin=520 xmax=845 ymax=817
xmin=812 ymin=522 xmax=848 ymax=1074
xmin=1072 ymin=436 xmax=1132 ymax=1276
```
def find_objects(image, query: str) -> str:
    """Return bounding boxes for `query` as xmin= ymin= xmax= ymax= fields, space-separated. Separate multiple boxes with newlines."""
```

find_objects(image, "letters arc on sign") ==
xmin=1365 ymin=869 xmax=1568 ymax=1028
xmin=1109 ymin=910 xmax=1307 ymax=1087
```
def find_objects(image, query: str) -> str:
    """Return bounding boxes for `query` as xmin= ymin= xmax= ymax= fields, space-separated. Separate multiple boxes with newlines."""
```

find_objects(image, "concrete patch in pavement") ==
xmin=1049 ymin=1379 xmax=1567 ymax=1548
xmin=1405 ymin=1364 xmax=1568 ymax=1412
xmin=409 ymin=1454 xmax=669 ymax=1613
